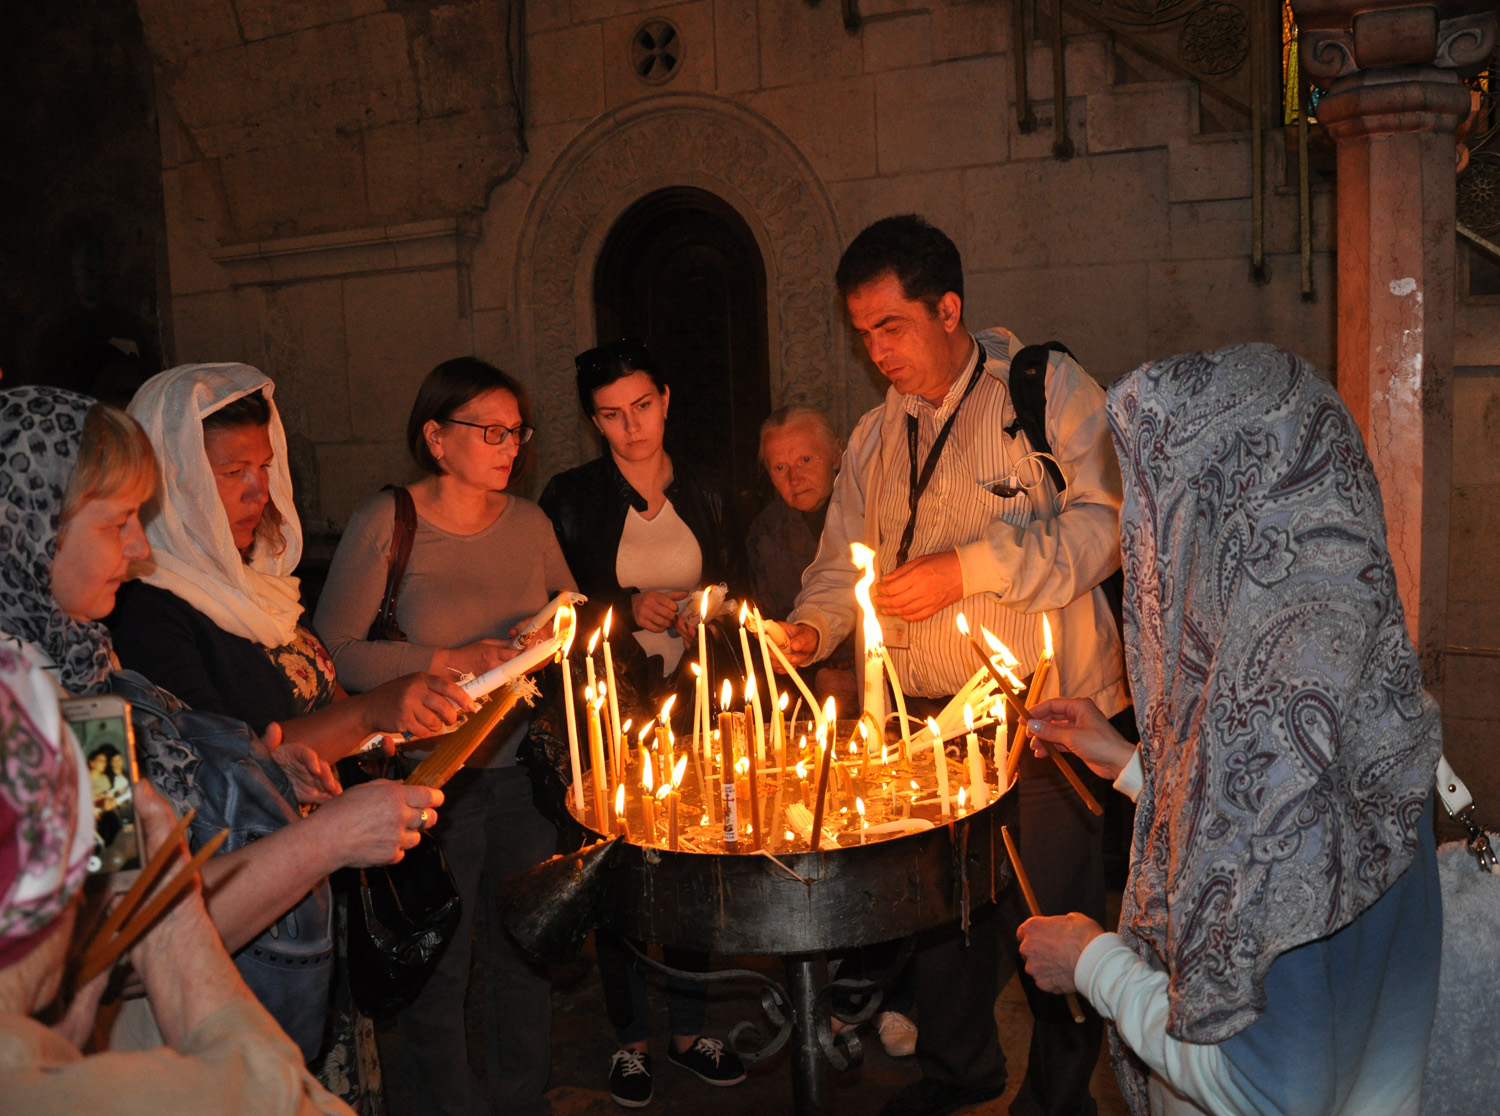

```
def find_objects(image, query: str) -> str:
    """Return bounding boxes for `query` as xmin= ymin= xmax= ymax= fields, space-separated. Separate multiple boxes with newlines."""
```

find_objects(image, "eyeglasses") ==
xmin=441 ymin=418 xmax=535 ymax=446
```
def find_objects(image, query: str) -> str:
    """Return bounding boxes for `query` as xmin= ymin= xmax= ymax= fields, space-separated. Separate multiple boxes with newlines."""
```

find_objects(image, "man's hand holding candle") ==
xmin=871 ymin=549 xmax=963 ymax=622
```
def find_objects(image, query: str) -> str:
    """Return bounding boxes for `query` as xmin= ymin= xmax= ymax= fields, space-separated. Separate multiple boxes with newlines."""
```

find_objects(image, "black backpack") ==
xmin=1003 ymin=341 xmax=1126 ymax=638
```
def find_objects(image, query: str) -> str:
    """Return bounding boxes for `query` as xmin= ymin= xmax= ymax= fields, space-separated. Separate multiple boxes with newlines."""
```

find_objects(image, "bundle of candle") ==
xmin=405 ymin=677 xmax=539 ymax=789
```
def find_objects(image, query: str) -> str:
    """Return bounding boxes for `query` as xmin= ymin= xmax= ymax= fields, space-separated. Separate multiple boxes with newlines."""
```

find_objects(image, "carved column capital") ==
xmin=1315 ymin=64 xmax=1473 ymax=140
xmin=1292 ymin=0 xmax=1497 ymax=88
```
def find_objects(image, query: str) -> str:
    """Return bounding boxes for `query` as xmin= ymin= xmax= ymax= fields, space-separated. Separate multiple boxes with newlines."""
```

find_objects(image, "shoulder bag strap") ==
xmin=368 ymin=486 xmax=417 ymax=642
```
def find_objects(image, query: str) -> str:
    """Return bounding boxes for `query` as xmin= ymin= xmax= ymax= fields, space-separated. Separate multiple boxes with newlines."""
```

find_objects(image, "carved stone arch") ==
xmin=515 ymin=94 xmax=848 ymax=481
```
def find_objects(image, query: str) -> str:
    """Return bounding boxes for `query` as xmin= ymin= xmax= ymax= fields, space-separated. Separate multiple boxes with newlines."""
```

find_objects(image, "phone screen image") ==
xmin=65 ymin=702 xmax=142 ymax=874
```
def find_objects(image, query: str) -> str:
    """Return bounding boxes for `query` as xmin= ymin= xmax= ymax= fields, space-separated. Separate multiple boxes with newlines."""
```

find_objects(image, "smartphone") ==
xmin=61 ymin=696 xmax=142 ymax=876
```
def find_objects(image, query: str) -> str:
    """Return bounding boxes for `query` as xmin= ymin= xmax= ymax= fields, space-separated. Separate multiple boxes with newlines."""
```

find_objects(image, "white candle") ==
xmin=602 ymin=608 xmax=623 ymax=780
xmin=850 ymin=544 xmax=888 ymax=729
xmin=697 ymin=588 xmax=711 ymax=773
xmin=965 ymin=704 xmax=988 ymax=810
xmin=559 ymin=606 xmax=584 ymax=814
xmin=752 ymin=607 xmax=783 ymax=763
xmin=927 ymin=716 xmax=951 ymax=816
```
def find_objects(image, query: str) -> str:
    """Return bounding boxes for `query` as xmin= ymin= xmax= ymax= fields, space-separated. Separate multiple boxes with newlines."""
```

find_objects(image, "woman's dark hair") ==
xmin=574 ymin=338 xmax=667 ymax=417
xmin=200 ymin=388 xmax=288 ymax=559
xmin=834 ymin=214 xmax=964 ymax=311
xmin=407 ymin=357 xmax=532 ymax=478
xmin=202 ymin=389 xmax=272 ymax=432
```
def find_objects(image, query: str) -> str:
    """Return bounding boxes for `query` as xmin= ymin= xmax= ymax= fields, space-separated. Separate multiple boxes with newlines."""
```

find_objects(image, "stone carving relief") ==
xmin=515 ymin=96 xmax=847 ymax=481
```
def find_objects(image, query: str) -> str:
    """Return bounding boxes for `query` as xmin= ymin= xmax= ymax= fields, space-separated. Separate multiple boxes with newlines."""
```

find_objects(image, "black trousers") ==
xmin=910 ymin=711 xmax=1125 ymax=1116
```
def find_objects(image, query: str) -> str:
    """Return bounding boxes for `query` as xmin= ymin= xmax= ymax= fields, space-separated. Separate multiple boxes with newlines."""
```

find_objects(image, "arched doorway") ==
xmin=593 ymin=187 xmax=771 ymax=517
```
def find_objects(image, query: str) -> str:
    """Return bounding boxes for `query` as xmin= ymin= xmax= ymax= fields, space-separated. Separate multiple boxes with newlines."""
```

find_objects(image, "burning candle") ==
xmin=958 ymin=613 xmax=1026 ymax=721
xmin=809 ymin=705 xmax=837 ymax=853
xmin=752 ymin=607 xmax=784 ymax=763
xmin=957 ymin=785 xmax=968 ymax=816
xmin=602 ymin=608 xmax=623 ymax=781
xmin=746 ymin=725 xmax=761 ymax=850
xmin=744 ymin=671 xmax=766 ymax=765
xmin=747 ymin=612 xmax=823 ymax=734
xmin=719 ymin=681 xmax=738 ymax=847
xmin=878 ymin=644 xmax=912 ymax=762
xmin=926 ymin=716 xmax=951 ymax=817
xmin=641 ymin=752 xmax=657 ymax=844
xmin=559 ymin=605 xmax=585 ymax=815
xmin=668 ymin=755 xmax=686 ymax=851
xmin=965 ymin=704 xmax=989 ymax=810
xmin=856 ymin=796 xmax=867 ymax=843
xmin=586 ymin=629 xmax=599 ymax=706
xmin=796 ymin=757 xmax=810 ymax=808
xmin=697 ymin=587 xmax=711 ymax=770
xmin=776 ymin=691 xmax=790 ymax=769
xmin=850 ymin=544 xmax=888 ymax=730
xmin=615 ymin=783 xmax=629 ymax=842
xmin=587 ymin=685 xmax=609 ymax=831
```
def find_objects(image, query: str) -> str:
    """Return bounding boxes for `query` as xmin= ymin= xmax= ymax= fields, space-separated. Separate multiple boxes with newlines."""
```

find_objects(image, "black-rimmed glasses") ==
xmin=441 ymin=418 xmax=535 ymax=446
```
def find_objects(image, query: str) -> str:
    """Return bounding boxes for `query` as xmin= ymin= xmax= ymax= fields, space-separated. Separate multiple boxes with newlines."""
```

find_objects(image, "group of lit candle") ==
xmin=542 ymin=543 xmax=1098 ymax=855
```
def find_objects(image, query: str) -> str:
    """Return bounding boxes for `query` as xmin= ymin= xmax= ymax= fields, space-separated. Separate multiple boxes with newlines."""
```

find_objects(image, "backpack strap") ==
xmin=1003 ymin=341 xmax=1074 ymax=494
xmin=1002 ymin=340 xmax=1126 ymax=636
xmin=367 ymin=485 xmax=417 ymax=642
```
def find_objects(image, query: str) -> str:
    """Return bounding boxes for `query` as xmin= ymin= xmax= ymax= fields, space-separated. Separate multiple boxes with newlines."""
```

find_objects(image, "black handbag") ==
xmin=367 ymin=485 xmax=417 ymax=642
xmin=338 ymin=751 xmax=463 ymax=1018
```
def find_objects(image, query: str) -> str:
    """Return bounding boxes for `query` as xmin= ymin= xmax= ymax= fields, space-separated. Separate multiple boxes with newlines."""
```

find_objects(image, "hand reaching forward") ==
xmin=316 ymin=780 xmax=444 ymax=868
xmin=359 ymin=672 xmax=478 ymax=737
xmin=1025 ymin=697 xmax=1135 ymax=781
xmin=633 ymin=589 xmax=689 ymax=634
xmin=1017 ymin=913 xmax=1106 ymax=995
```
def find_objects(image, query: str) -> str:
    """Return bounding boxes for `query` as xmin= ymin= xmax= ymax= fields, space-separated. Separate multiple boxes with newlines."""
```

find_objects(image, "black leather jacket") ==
xmin=538 ymin=453 xmax=744 ymax=640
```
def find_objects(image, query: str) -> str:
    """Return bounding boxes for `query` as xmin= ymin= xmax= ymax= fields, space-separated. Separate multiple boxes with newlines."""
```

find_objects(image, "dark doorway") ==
xmin=594 ymin=188 xmax=771 ymax=522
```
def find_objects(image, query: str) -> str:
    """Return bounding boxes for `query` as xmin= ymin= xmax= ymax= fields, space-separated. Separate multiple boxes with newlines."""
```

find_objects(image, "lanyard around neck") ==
xmin=895 ymin=352 xmax=985 ymax=567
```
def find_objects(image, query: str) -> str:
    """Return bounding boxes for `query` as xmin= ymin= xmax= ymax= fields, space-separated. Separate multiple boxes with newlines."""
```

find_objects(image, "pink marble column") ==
xmin=1293 ymin=1 xmax=1496 ymax=686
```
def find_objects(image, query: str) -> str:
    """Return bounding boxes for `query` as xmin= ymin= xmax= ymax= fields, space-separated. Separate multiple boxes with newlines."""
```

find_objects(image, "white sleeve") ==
xmin=1075 ymin=934 xmax=1256 ymax=1116
xmin=1113 ymin=748 xmax=1144 ymax=802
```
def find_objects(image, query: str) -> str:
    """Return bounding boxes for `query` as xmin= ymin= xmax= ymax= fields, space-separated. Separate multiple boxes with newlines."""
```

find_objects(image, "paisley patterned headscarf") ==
xmin=0 ymin=644 xmax=95 ymax=969
xmin=1107 ymin=344 xmax=1440 ymax=1046
xmin=0 ymin=388 xmax=114 ymax=693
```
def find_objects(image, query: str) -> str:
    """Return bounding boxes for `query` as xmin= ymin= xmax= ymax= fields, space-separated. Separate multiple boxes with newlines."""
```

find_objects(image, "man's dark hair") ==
xmin=407 ymin=357 xmax=532 ymax=478
xmin=834 ymin=214 xmax=964 ymax=310
xmin=573 ymin=338 xmax=667 ymax=417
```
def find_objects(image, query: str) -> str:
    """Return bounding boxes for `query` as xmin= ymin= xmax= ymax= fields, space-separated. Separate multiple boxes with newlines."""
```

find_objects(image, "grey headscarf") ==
xmin=0 ymin=387 xmax=114 ymax=693
xmin=1107 ymin=344 xmax=1440 ymax=1057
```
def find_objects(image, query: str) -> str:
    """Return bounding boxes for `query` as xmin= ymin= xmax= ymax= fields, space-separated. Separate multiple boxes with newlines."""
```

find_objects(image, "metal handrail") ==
xmin=1448 ymin=643 xmax=1500 ymax=659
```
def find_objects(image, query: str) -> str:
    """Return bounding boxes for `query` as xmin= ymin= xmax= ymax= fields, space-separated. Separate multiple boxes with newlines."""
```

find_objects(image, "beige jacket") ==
xmin=788 ymin=328 xmax=1129 ymax=715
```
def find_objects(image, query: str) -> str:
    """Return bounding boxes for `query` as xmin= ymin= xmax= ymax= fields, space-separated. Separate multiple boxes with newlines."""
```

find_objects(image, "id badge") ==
xmin=879 ymin=613 xmax=910 ymax=649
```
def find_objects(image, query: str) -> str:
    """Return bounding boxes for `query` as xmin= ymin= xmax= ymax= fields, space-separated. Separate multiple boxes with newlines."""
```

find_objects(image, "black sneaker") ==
xmin=667 ymin=1036 xmax=747 ymax=1086
xmin=608 ymin=1049 xmax=653 ymax=1108
xmin=875 ymin=1076 xmax=1006 ymax=1116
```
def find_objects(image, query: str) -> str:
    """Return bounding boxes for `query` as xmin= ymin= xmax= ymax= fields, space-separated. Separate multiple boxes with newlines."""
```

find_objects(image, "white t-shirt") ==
xmin=616 ymin=499 xmax=702 ymax=675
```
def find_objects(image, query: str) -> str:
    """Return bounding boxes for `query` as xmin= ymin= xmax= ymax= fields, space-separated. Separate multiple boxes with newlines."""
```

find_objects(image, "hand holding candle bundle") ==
xmin=1002 ymin=824 xmax=1086 ymax=1024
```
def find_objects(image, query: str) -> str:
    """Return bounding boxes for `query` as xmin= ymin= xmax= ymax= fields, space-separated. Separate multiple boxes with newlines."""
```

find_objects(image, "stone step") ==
xmin=1022 ymin=31 xmax=1116 ymax=100
xmin=1085 ymin=78 xmax=1202 ymax=153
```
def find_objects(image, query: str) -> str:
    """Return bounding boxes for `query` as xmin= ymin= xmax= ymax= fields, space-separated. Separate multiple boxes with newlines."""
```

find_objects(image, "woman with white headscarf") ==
xmin=110 ymin=362 xmax=474 ymax=754
xmin=1017 ymin=345 xmax=1442 ymax=1116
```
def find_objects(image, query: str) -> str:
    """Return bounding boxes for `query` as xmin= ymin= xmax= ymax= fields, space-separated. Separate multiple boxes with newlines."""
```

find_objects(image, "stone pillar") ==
xmin=1294 ymin=1 xmax=1496 ymax=686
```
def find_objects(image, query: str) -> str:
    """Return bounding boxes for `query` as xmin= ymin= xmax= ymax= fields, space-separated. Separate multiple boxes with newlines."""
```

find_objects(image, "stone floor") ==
xmin=540 ymin=945 xmax=1130 ymax=1116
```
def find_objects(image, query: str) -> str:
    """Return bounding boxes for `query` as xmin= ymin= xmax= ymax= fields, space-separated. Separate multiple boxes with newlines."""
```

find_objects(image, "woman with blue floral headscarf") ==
xmin=1017 ymin=345 xmax=1442 ymax=1116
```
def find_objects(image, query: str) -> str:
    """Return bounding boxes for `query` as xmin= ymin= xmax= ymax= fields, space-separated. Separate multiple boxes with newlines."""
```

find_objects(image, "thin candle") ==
xmin=697 ymin=587 xmax=711 ymax=778
xmin=958 ymin=613 xmax=1026 ymax=720
xmin=719 ymin=680 xmax=738 ymax=847
xmin=615 ymin=783 xmax=629 ymax=842
xmin=641 ymin=752 xmax=657 ymax=844
xmin=602 ymin=608 xmax=623 ymax=783
xmin=850 ymin=544 xmax=888 ymax=729
xmin=965 ymin=704 xmax=989 ymax=809
xmin=559 ymin=605 xmax=585 ymax=814
xmin=746 ymin=731 xmax=762 ymax=851
xmin=856 ymin=796 xmax=867 ymax=844
xmin=747 ymin=612 xmax=823 ymax=733
xmin=668 ymin=754 xmax=686 ymax=850
xmin=878 ymin=645 xmax=912 ymax=762
xmin=926 ymin=716 xmax=951 ymax=816
xmin=744 ymin=671 xmax=766 ymax=765
xmin=752 ymin=607 xmax=784 ymax=764
xmin=776 ymin=690 xmax=790 ymax=769
xmin=586 ymin=685 xmax=609 ymax=831
xmin=809 ymin=701 xmax=837 ymax=851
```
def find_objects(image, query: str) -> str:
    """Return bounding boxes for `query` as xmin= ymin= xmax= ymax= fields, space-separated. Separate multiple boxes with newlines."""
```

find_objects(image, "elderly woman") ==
xmin=0 ymin=386 xmax=440 ymax=1112
xmin=315 ymin=357 xmax=575 ymax=1116
xmin=0 ymin=648 xmax=351 ymax=1115
xmin=111 ymin=363 xmax=473 ymax=751
xmin=1017 ymin=345 xmax=1442 ymax=1116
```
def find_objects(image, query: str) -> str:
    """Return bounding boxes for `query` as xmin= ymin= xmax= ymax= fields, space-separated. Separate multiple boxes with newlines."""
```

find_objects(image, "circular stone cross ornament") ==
xmin=632 ymin=19 xmax=683 ymax=85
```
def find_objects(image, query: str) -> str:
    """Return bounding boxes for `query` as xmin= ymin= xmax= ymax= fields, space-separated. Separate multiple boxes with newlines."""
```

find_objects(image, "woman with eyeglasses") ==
xmin=316 ymin=357 xmax=576 ymax=1116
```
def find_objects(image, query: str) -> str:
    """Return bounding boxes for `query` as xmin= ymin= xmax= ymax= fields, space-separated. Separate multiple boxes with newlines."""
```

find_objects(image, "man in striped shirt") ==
xmin=775 ymin=215 xmax=1129 ymax=1116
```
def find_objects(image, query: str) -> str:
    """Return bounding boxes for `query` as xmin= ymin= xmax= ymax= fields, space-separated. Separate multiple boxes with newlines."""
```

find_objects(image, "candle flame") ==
xmin=958 ymin=786 xmax=967 ymax=808
xmin=848 ymin=739 xmax=857 ymax=755
xmin=672 ymin=754 xmax=687 ymax=788
xmin=980 ymin=626 xmax=1019 ymax=666
xmin=955 ymin=611 xmax=970 ymax=636
xmin=911 ymin=780 xmax=920 ymax=791
xmin=721 ymin=679 xmax=733 ymax=708
xmin=637 ymin=723 xmax=651 ymax=746
xmin=823 ymin=695 xmax=837 ymax=730
xmin=993 ymin=696 xmax=1007 ymax=725
xmin=603 ymin=607 xmax=613 ymax=638
xmin=964 ymin=704 xmax=975 ymax=732
xmin=659 ymin=695 xmax=676 ymax=723
xmin=744 ymin=673 xmax=757 ymax=703
xmin=856 ymin=797 xmax=866 ymax=819
xmin=1042 ymin=614 xmax=1053 ymax=658
xmin=588 ymin=629 xmax=600 ymax=655
xmin=621 ymin=718 xmax=633 ymax=739
xmin=779 ymin=691 xmax=789 ymax=711
xmin=690 ymin=661 xmax=702 ymax=678
xmin=926 ymin=716 xmax=941 ymax=737
xmin=614 ymin=783 xmax=625 ymax=814
xmin=655 ymin=783 xmax=672 ymax=802
xmin=796 ymin=760 xmax=809 ymax=779
xmin=850 ymin=543 xmax=884 ymax=653
xmin=739 ymin=600 xmax=749 ymax=625
xmin=585 ymin=683 xmax=595 ymax=702
xmin=858 ymin=719 xmax=868 ymax=740
xmin=735 ymin=756 xmax=749 ymax=775
xmin=557 ymin=604 xmax=577 ymax=656
xmin=642 ymin=752 xmax=654 ymax=791
xmin=700 ymin=587 xmax=712 ymax=622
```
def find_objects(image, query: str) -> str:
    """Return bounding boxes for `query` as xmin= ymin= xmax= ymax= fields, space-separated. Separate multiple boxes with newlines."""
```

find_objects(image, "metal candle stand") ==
xmin=586 ymin=788 xmax=1018 ymax=1115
